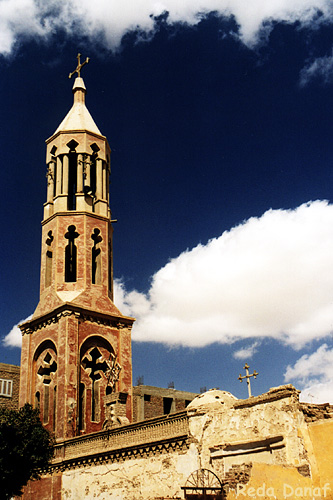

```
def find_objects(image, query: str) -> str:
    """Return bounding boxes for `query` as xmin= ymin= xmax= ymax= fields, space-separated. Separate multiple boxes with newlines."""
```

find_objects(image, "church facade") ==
xmin=18 ymin=61 xmax=333 ymax=500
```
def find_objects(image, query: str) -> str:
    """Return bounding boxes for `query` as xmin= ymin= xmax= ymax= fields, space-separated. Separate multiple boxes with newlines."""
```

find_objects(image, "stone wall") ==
xmin=20 ymin=385 xmax=333 ymax=500
xmin=0 ymin=362 xmax=20 ymax=410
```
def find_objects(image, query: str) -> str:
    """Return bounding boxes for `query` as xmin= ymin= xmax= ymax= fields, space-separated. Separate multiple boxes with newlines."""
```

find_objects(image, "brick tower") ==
xmin=19 ymin=57 xmax=134 ymax=440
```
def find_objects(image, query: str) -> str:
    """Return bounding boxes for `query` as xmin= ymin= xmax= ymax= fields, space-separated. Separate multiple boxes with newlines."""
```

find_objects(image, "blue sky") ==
xmin=1 ymin=0 xmax=333 ymax=402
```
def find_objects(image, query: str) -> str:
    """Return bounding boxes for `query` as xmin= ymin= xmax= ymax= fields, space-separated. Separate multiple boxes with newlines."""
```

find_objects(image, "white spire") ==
xmin=54 ymin=77 xmax=102 ymax=136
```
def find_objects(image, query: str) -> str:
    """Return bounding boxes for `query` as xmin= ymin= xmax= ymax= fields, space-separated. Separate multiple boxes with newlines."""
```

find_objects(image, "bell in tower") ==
xmin=19 ymin=55 xmax=134 ymax=440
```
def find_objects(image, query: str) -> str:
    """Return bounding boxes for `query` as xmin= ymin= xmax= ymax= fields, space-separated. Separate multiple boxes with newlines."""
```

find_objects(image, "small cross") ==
xmin=238 ymin=363 xmax=258 ymax=398
xmin=107 ymin=353 xmax=122 ymax=390
xmin=69 ymin=53 xmax=90 ymax=79
xmin=78 ymin=153 xmax=91 ymax=178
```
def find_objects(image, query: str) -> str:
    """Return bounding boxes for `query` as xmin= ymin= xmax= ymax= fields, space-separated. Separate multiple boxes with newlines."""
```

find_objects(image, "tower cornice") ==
xmin=41 ymin=210 xmax=112 ymax=227
xmin=19 ymin=303 xmax=135 ymax=336
xmin=46 ymin=129 xmax=109 ymax=145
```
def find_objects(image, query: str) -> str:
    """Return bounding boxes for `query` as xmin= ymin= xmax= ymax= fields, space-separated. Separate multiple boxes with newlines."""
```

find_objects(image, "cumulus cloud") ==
xmin=2 ymin=315 xmax=32 ymax=348
xmin=284 ymin=343 xmax=333 ymax=403
xmin=1 ymin=0 xmax=333 ymax=55
xmin=233 ymin=342 xmax=260 ymax=360
xmin=114 ymin=201 xmax=333 ymax=348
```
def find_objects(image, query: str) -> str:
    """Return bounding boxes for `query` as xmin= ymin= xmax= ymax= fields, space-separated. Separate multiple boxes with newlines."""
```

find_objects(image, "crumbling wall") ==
xmin=19 ymin=385 xmax=333 ymax=500
xmin=61 ymin=446 xmax=199 ymax=500
xmin=187 ymin=385 xmax=333 ymax=499
xmin=187 ymin=386 xmax=307 ymax=474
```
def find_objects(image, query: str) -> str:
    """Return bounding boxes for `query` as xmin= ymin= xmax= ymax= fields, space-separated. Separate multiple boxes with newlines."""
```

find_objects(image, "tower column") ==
xmin=96 ymin=158 xmax=103 ymax=200
xmin=47 ymin=160 xmax=55 ymax=203
xmin=84 ymin=155 xmax=91 ymax=190
xmin=76 ymin=153 xmax=86 ymax=211
xmin=62 ymin=154 xmax=69 ymax=196
xmin=44 ymin=160 xmax=56 ymax=219
xmin=77 ymin=154 xmax=83 ymax=193
xmin=55 ymin=156 xmax=62 ymax=196
xmin=54 ymin=155 xmax=68 ymax=211
xmin=94 ymin=158 xmax=109 ymax=215
xmin=104 ymin=164 xmax=109 ymax=202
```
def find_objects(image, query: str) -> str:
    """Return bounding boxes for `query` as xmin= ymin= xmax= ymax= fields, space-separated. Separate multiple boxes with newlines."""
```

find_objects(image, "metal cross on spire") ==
xmin=69 ymin=53 xmax=90 ymax=79
xmin=238 ymin=363 xmax=258 ymax=398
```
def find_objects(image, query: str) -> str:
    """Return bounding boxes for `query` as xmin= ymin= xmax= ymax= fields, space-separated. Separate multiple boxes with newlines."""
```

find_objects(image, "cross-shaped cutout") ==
xmin=82 ymin=347 xmax=109 ymax=381
xmin=37 ymin=352 xmax=57 ymax=385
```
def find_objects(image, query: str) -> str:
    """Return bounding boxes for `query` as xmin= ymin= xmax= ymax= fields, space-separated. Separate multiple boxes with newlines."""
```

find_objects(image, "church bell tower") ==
xmin=19 ymin=55 xmax=134 ymax=440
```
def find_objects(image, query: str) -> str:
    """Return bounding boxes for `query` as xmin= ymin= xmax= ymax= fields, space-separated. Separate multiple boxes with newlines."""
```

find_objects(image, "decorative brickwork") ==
xmin=46 ymin=410 xmax=189 ymax=471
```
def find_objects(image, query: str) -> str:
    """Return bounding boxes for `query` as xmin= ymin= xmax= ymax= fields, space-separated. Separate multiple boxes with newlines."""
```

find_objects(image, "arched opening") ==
xmin=33 ymin=340 xmax=57 ymax=428
xmin=35 ymin=391 xmax=40 ymax=409
xmin=65 ymin=225 xmax=79 ymax=282
xmin=45 ymin=230 xmax=54 ymax=288
xmin=66 ymin=139 xmax=79 ymax=210
xmin=68 ymin=152 xmax=77 ymax=210
xmin=78 ymin=383 xmax=85 ymax=431
xmin=79 ymin=336 xmax=119 ymax=427
xmin=91 ymin=228 xmax=102 ymax=284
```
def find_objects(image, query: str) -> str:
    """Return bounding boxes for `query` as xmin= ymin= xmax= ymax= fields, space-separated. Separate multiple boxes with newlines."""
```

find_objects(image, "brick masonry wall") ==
xmin=0 ymin=363 xmax=20 ymax=410
xmin=132 ymin=386 xmax=198 ymax=422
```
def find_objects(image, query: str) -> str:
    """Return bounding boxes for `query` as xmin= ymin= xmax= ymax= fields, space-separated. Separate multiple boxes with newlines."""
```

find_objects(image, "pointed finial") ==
xmin=69 ymin=53 xmax=90 ymax=79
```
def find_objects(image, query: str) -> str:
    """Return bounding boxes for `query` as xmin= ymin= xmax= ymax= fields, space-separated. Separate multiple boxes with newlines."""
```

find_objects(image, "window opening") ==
xmin=0 ymin=379 xmax=13 ymax=397
xmin=81 ymin=347 xmax=110 ymax=422
xmin=91 ymin=228 xmax=102 ymax=284
xmin=78 ymin=383 xmax=85 ymax=431
xmin=37 ymin=351 xmax=57 ymax=424
xmin=65 ymin=225 xmax=79 ymax=282
xmin=163 ymin=397 xmax=173 ymax=415
xmin=68 ymin=152 xmax=77 ymax=210
xmin=45 ymin=230 xmax=54 ymax=288
xmin=35 ymin=391 xmax=40 ymax=409
xmin=144 ymin=394 xmax=151 ymax=402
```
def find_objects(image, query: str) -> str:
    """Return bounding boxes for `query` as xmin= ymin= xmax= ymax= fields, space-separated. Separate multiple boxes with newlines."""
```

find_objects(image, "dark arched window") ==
xmin=91 ymin=228 xmax=102 ymax=284
xmin=45 ymin=230 xmax=54 ymax=288
xmin=78 ymin=383 xmax=85 ymax=431
xmin=65 ymin=225 xmax=79 ymax=282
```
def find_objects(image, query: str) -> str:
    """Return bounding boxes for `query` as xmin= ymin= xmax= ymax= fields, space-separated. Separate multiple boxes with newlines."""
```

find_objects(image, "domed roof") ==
xmin=187 ymin=389 xmax=237 ymax=410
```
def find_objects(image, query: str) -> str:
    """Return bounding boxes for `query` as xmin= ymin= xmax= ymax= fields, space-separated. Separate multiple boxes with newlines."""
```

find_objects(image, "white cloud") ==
xmin=233 ymin=341 xmax=260 ymax=360
xmin=284 ymin=343 xmax=333 ymax=403
xmin=2 ymin=315 xmax=32 ymax=348
xmin=1 ymin=0 xmax=333 ymax=55
xmin=114 ymin=201 xmax=333 ymax=348
xmin=114 ymin=279 xmax=151 ymax=318
xmin=300 ymin=50 xmax=333 ymax=87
